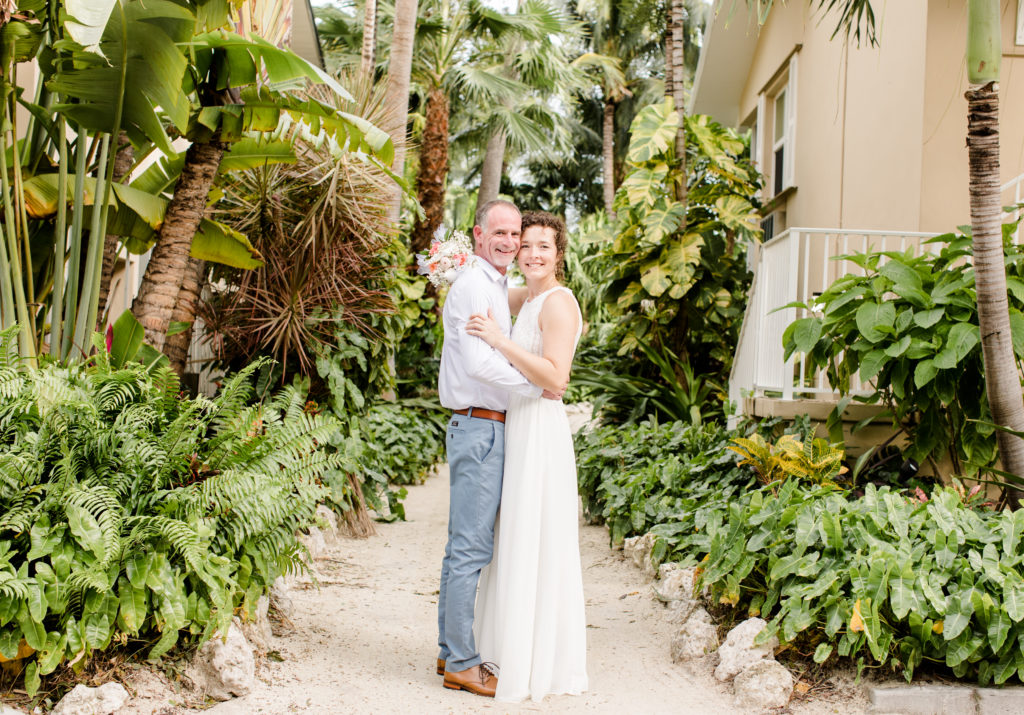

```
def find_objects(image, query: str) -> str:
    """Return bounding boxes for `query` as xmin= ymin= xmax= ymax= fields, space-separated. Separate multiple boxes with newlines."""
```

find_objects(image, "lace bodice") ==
xmin=510 ymin=286 xmax=583 ymax=358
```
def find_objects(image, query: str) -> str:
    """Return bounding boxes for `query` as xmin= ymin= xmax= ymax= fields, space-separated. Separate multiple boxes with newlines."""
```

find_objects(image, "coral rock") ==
xmin=733 ymin=659 xmax=794 ymax=710
xmin=270 ymin=575 xmax=295 ymax=620
xmin=670 ymin=608 xmax=719 ymax=662
xmin=51 ymin=683 xmax=129 ymax=715
xmin=189 ymin=621 xmax=255 ymax=701
xmin=714 ymin=617 xmax=779 ymax=682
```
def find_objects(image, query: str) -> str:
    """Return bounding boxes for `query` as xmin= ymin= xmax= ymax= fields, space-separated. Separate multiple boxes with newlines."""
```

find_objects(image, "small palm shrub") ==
xmin=0 ymin=333 xmax=337 ymax=694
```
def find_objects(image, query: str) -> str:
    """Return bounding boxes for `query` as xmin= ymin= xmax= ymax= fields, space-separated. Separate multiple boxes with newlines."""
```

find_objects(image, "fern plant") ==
xmin=0 ymin=329 xmax=336 ymax=694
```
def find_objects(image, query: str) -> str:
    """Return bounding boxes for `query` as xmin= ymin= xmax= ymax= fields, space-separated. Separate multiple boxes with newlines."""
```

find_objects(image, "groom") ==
xmin=435 ymin=200 xmax=559 ymax=697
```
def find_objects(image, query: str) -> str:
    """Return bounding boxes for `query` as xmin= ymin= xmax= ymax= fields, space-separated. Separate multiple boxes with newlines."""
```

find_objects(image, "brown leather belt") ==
xmin=453 ymin=407 xmax=506 ymax=423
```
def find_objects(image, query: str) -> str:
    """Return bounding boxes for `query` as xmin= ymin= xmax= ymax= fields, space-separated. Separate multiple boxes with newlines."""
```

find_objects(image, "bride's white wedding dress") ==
xmin=474 ymin=286 xmax=588 ymax=702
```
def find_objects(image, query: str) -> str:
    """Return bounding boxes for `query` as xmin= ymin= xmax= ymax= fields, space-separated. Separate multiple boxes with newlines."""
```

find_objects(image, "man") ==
xmin=435 ymin=200 xmax=559 ymax=697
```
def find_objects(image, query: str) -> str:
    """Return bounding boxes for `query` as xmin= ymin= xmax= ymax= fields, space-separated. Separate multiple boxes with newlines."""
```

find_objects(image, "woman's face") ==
xmin=517 ymin=225 xmax=560 ymax=282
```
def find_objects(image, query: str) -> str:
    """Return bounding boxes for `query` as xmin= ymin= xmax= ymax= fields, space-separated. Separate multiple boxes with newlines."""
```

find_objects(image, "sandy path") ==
xmin=197 ymin=465 xmax=756 ymax=715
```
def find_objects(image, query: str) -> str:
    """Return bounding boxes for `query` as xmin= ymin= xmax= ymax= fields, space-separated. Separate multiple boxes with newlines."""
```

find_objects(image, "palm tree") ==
xmin=362 ymin=0 xmax=378 ymax=75
xmin=667 ymin=0 xmax=686 ymax=207
xmin=575 ymin=0 xmax=669 ymax=218
xmin=384 ymin=0 xmax=419 ymax=225
xmin=409 ymin=0 xmax=555 ymax=253
xmin=964 ymin=0 xmax=1024 ymax=500
xmin=128 ymin=15 xmax=393 ymax=364
xmin=473 ymin=0 xmax=582 ymax=215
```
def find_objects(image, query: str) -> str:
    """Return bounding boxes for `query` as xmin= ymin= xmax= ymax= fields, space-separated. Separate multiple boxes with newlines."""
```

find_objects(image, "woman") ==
xmin=465 ymin=211 xmax=588 ymax=703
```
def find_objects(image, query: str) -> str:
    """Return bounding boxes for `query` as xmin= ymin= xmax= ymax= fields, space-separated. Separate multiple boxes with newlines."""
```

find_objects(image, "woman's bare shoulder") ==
xmin=539 ymin=289 xmax=580 ymax=328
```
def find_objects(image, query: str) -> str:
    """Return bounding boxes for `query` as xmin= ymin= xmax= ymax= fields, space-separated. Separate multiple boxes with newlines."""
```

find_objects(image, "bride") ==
xmin=465 ymin=211 xmax=588 ymax=702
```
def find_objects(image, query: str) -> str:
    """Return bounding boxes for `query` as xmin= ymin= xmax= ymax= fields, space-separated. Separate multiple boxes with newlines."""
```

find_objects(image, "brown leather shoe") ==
xmin=436 ymin=658 xmax=445 ymax=676
xmin=442 ymin=662 xmax=498 ymax=697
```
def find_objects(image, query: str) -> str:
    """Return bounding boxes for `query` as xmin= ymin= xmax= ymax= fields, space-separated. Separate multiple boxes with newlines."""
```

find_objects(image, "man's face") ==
xmin=473 ymin=205 xmax=521 ymax=274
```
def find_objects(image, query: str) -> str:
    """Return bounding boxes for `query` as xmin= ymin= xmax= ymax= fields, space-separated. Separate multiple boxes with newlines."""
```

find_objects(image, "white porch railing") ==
xmin=729 ymin=228 xmax=938 ymax=413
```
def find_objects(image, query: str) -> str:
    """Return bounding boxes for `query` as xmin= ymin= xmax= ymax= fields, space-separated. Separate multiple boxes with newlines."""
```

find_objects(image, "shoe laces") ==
xmin=479 ymin=661 xmax=499 ymax=682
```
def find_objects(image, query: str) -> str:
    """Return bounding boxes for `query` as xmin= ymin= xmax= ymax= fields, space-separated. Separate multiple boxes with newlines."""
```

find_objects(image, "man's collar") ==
xmin=476 ymin=257 xmax=507 ymax=284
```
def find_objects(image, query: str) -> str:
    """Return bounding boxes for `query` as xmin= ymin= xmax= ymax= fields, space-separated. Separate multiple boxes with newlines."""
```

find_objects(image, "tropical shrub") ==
xmin=202 ymin=78 xmax=402 ymax=379
xmin=0 ymin=339 xmax=336 ymax=694
xmin=781 ymin=231 xmax=1024 ymax=478
xmin=360 ymin=401 xmax=448 ymax=487
xmin=578 ymin=417 xmax=1024 ymax=683
xmin=576 ymin=101 xmax=760 ymax=424
xmin=597 ymin=102 xmax=759 ymax=362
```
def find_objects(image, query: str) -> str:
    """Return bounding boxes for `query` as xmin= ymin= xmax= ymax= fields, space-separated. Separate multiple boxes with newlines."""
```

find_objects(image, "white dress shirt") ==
xmin=438 ymin=259 xmax=542 ymax=410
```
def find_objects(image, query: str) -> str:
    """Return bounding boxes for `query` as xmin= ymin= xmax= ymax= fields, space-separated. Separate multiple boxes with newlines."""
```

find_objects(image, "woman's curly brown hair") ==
xmin=520 ymin=211 xmax=568 ymax=281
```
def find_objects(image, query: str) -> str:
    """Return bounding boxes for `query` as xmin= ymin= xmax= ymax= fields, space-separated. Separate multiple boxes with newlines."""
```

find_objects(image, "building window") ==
xmin=758 ymin=53 xmax=798 ymax=198
xmin=1017 ymin=0 xmax=1024 ymax=45
xmin=772 ymin=88 xmax=787 ymax=195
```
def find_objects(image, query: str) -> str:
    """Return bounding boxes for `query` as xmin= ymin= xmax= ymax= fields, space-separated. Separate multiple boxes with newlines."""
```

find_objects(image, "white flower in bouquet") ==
xmin=416 ymin=225 xmax=475 ymax=288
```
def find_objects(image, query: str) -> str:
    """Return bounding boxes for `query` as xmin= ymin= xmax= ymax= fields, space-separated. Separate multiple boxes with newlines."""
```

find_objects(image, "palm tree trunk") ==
xmin=361 ymin=0 xmax=377 ymax=76
xmin=475 ymin=128 xmax=506 ymax=217
xmin=163 ymin=256 xmax=206 ymax=375
xmin=384 ymin=0 xmax=418 ymax=226
xmin=602 ymin=99 xmax=616 ymax=218
xmin=410 ymin=86 xmax=449 ymax=255
xmin=669 ymin=0 xmax=687 ymax=208
xmin=967 ymin=82 xmax=1024 ymax=506
xmin=98 ymin=133 xmax=134 ymax=322
xmin=132 ymin=139 xmax=226 ymax=355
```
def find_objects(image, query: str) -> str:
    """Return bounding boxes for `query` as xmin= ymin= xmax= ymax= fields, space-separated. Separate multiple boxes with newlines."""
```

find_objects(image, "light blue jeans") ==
xmin=437 ymin=411 xmax=504 ymax=672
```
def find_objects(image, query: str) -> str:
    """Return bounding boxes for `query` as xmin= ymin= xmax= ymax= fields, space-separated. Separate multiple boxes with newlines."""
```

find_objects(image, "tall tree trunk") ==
xmin=475 ymin=128 xmax=506 ymax=217
xmin=164 ymin=256 xmax=206 ymax=375
xmin=602 ymin=99 xmax=616 ymax=218
xmin=384 ymin=0 xmax=418 ymax=226
xmin=98 ymin=133 xmax=134 ymax=322
xmin=967 ymin=83 xmax=1024 ymax=505
xmin=361 ymin=0 xmax=377 ymax=76
xmin=132 ymin=139 xmax=226 ymax=355
xmin=669 ymin=0 xmax=687 ymax=208
xmin=410 ymin=86 xmax=449 ymax=255
xmin=966 ymin=0 xmax=1024 ymax=506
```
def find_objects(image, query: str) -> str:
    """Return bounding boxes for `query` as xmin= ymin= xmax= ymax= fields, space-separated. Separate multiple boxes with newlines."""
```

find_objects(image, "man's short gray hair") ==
xmin=475 ymin=199 xmax=520 ymax=230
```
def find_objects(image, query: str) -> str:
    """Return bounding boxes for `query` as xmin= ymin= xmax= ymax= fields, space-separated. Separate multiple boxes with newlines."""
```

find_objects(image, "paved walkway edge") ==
xmin=869 ymin=684 xmax=1024 ymax=714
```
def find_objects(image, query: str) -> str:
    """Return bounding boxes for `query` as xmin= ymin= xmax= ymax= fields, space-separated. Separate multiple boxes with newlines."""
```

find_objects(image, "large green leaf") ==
xmin=219 ymin=138 xmax=297 ymax=172
xmin=193 ymin=31 xmax=353 ymax=101
xmin=641 ymin=200 xmax=686 ymax=245
xmin=64 ymin=0 xmax=116 ymax=50
xmin=191 ymin=219 xmax=264 ymax=269
xmin=108 ymin=310 xmax=145 ymax=369
xmin=932 ymin=322 xmax=980 ymax=370
xmin=621 ymin=164 xmax=669 ymax=208
xmin=714 ymin=195 xmax=761 ymax=236
xmin=626 ymin=99 xmax=678 ymax=163
xmin=640 ymin=259 xmax=672 ymax=298
xmin=65 ymin=504 xmax=104 ymax=561
xmin=52 ymin=0 xmax=195 ymax=152
xmin=855 ymin=302 xmax=896 ymax=343
xmin=662 ymin=232 xmax=704 ymax=286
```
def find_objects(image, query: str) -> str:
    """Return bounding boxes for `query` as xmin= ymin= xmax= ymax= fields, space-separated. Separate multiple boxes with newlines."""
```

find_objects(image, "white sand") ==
xmin=181 ymin=465 xmax=866 ymax=715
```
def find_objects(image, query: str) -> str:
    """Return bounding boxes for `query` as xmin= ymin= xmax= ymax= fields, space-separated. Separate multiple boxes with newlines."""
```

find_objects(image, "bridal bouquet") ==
xmin=416 ymin=225 xmax=475 ymax=288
